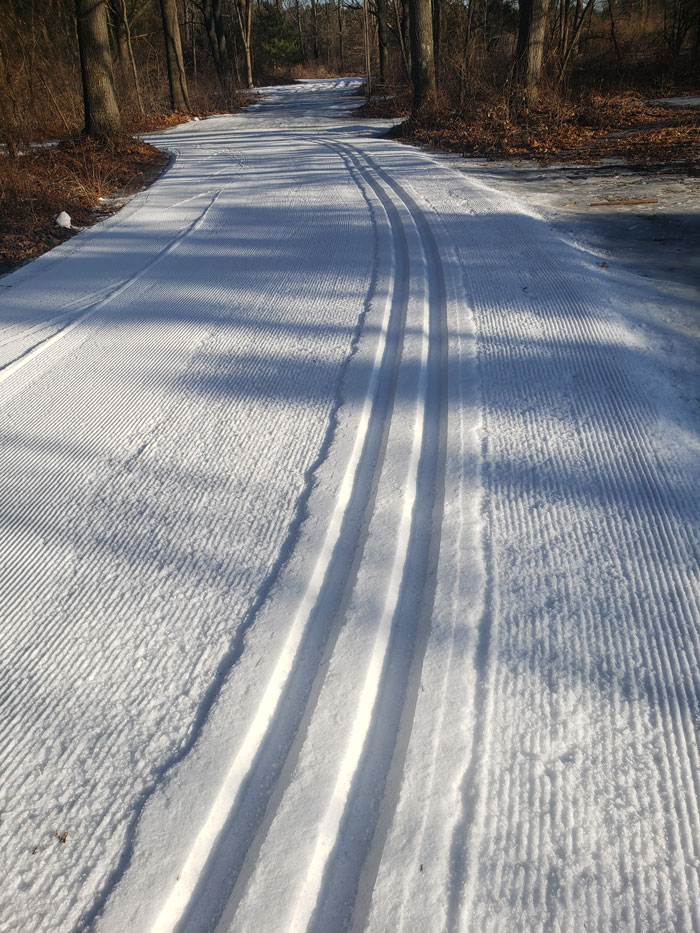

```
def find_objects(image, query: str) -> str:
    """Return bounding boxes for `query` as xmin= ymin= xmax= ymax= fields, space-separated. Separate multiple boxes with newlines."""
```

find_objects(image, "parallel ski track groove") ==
xmin=149 ymin=137 xmax=411 ymax=932
xmin=152 ymin=135 xmax=448 ymax=932
xmin=187 ymin=143 xmax=415 ymax=930
xmin=296 ymin=145 xmax=448 ymax=933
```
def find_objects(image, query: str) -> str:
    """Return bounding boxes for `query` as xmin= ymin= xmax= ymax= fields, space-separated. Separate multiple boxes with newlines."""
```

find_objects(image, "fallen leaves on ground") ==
xmin=370 ymin=91 xmax=699 ymax=173
xmin=0 ymin=135 xmax=169 ymax=273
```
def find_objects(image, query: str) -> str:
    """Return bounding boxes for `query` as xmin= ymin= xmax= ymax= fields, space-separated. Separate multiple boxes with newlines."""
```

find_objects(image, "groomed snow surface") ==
xmin=1 ymin=79 xmax=699 ymax=932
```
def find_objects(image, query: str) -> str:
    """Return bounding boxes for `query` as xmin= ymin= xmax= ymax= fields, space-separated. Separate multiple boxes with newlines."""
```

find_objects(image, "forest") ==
xmin=0 ymin=0 xmax=698 ymax=268
xmin=1 ymin=0 xmax=698 ymax=140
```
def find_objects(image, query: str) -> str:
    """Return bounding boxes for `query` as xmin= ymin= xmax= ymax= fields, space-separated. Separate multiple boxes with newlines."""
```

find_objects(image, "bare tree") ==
xmin=310 ymin=0 xmax=320 ymax=60
xmin=75 ymin=0 xmax=121 ymax=135
xmin=160 ymin=0 xmax=190 ymax=109
xmin=432 ymin=0 xmax=440 ymax=84
xmin=363 ymin=0 xmax=372 ymax=97
xmin=296 ymin=0 xmax=307 ymax=63
xmin=110 ymin=0 xmax=144 ymax=112
xmin=390 ymin=0 xmax=410 ymax=80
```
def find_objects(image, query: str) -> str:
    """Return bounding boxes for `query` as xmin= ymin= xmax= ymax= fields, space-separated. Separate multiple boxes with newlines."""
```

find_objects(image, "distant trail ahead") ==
xmin=1 ymin=80 xmax=698 ymax=933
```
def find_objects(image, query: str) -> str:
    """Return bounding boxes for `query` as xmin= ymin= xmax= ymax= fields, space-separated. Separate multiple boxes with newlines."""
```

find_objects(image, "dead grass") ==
xmin=0 ymin=135 xmax=169 ymax=274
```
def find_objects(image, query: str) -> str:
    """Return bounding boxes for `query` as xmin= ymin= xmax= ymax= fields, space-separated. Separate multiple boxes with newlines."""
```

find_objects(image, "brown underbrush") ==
xmin=0 ymin=135 xmax=168 ymax=273
xmin=0 ymin=97 xmax=251 ymax=274
xmin=384 ymin=92 xmax=699 ymax=173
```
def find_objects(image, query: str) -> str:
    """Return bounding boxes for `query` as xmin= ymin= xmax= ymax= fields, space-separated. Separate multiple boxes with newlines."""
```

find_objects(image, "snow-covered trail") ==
xmin=0 ymin=79 xmax=698 ymax=932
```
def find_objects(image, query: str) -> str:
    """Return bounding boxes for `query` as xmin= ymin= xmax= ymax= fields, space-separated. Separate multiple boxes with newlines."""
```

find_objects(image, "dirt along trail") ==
xmin=0 ymin=79 xmax=698 ymax=932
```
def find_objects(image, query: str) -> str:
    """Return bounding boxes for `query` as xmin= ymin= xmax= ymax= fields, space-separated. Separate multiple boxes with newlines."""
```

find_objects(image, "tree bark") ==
xmin=432 ymin=0 xmax=440 ymax=85
xmin=392 ymin=0 xmax=410 ymax=80
xmin=514 ymin=0 xmax=548 ymax=107
xmin=310 ymin=0 xmax=320 ymax=60
xmin=204 ymin=0 xmax=231 ymax=92
xmin=120 ymin=0 xmax=144 ymax=113
xmin=75 ymin=0 xmax=121 ymax=136
xmin=377 ymin=0 xmax=388 ymax=82
xmin=363 ymin=0 xmax=372 ymax=98
xmin=401 ymin=0 xmax=411 ymax=73
xmin=234 ymin=0 xmax=254 ymax=89
xmin=159 ymin=0 xmax=190 ymax=110
xmin=337 ymin=0 xmax=345 ymax=71
xmin=409 ymin=0 xmax=436 ymax=112
xmin=296 ymin=0 xmax=307 ymax=63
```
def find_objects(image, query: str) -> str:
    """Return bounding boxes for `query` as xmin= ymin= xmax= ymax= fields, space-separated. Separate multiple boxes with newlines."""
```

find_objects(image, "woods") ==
xmin=0 ymin=0 xmax=697 ymax=145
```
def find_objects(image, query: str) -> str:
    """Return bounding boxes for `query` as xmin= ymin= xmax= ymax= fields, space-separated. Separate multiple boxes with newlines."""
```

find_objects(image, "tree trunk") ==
xmin=514 ymin=0 xmax=548 ymax=107
xmin=310 ymin=0 xmax=320 ymax=60
xmin=213 ymin=0 xmax=229 ymax=87
xmin=393 ymin=0 xmax=410 ymax=80
xmin=363 ymin=0 xmax=372 ymax=98
xmin=242 ymin=37 xmax=253 ymax=89
xmin=160 ymin=0 xmax=190 ymax=110
xmin=402 ymin=0 xmax=411 ymax=73
xmin=409 ymin=0 xmax=436 ymax=112
xmin=121 ymin=0 xmax=144 ymax=113
xmin=337 ymin=0 xmax=345 ymax=71
xmin=204 ymin=0 xmax=221 ymax=77
xmin=459 ymin=0 xmax=475 ymax=103
xmin=432 ymin=0 xmax=440 ymax=85
xmin=377 ymin=0 xmax=388 ymax=82
xmin=296 ymin=0 xmax=307 ymax=63
xmin=75 ymin=0 xmax=121 ymax=136
xmin=234 ymin=0 xmax=254 ymax=89
xmin=204 ymin=0 xmax=230 ymax=92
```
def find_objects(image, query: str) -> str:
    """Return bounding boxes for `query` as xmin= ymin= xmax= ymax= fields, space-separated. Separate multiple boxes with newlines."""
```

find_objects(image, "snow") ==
xmin=55 ymin=210 xmax=72 ymax=229
xmin=0 ymin=79 xmax=699 ymax=932
xmin=651 ymin=95 xmax=700 ymax=107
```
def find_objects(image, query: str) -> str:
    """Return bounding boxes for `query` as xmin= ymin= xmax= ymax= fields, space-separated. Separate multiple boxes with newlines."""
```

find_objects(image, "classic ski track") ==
xmin=178 ymin=139 xmax=415 ymax=930
xmin=150 ymin=136 xmax=447 ymax=933
xmin=149 ymin=137 xmax=411 ymax=933
xmin=286 ymin=143 xmax=447 ymax=933
xmin=4 ymin=80 xmax=698 ymax=933
xmin=0 ymin=190 xmax=222 ymax=391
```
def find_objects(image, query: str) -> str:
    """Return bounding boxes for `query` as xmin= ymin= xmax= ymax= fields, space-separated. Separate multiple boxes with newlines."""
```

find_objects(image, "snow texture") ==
xmin=0 ymin=79 xmax=698 ymax=932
